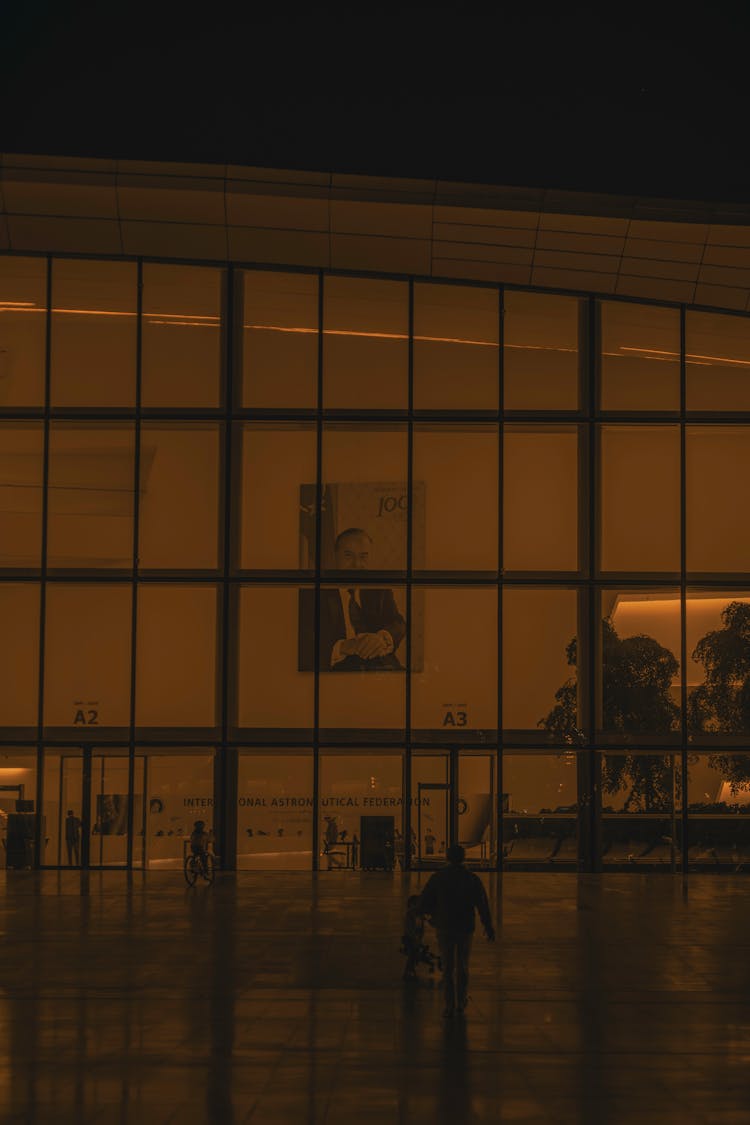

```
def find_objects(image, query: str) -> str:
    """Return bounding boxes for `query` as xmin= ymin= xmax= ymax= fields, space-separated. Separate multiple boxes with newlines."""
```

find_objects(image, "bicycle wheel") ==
xmin=184 ymin=854 xmax=198 ymax=887
xmin=202 ymin=853 xmax=215 ymax=885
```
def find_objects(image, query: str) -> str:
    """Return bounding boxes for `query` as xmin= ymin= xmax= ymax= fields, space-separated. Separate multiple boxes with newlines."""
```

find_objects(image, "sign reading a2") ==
xmin=73 ymin=702 xmax=99 ymax=726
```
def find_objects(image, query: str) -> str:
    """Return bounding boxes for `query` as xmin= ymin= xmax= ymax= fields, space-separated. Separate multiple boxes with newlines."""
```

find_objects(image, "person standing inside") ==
xmin=417 ymin=843 xmax=495 ymax=1017
xmin=65 ymin=809 xmax=81 ymax=866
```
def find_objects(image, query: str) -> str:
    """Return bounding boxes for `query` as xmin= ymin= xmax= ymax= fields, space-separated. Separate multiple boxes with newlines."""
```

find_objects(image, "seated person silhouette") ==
xmin=298 ymin=528 xmax=406 ymax=672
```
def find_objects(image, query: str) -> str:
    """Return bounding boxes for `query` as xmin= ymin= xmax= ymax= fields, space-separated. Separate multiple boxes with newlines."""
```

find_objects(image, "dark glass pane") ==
xmin=47 ymin=423 xmax=135 ymax=570
xmin=237 ymin=585 xmax=314 ymax=739
xmin=317 ymin=584 xmax=406 ymax=739
xmin=687 ymin=426 xmax=750 ymax=574
xmin=503 ymin=753 xmax=578 ymax=865
xmin=319 ymin=752 xmax=403 ymax=871
xmin=136 ymin=585 xmax=217 ymax=730
xmin=599 ymin=590 xmax=681 ymax=745
xmin=142 ymin=263 xmax=221 ymax=407
xmin=240 ymin=422 xmax=317 ymax=571
xmin=0 ymin=255 xmax=46 ymax=406
xmin=43 ymin=750 xmax=83 ymax=866
xmin=321 ymin=425 xmax=407 ymax=573
xmin=44 ymin=584 xmax=132 ymax=733
xmin=51 ymin=260 xmax=136 ymax=407
xmin=504 ymin=425 xmax=578 ymax=572
xmin=0 ymin=584 xmax=39 ymax=729
xmin=324 ymin=277 xmax=407 ymax=409
xmin=141 ymin=750 xmax=214 ymax=869
xmin=0 ymin=750 xmax=37 ymax=868
xmin=411 ymin=587 xmax=497 ymax=741
xmin=687 ymin=311 xmax=750 ymax=411
xmin=414 ymin=283 xmax=498 ymax=410
xmin=0 ymin=422 xmax=44 ymax=567
xmin=600 ymin=425 xmax=680 ymax=573
xmin=600 ymin=301 xmax=680 ymax=411
xmin=413 ymin=425 xmax=498 ymax=572
xmin=237 ymin=752 xmax=313 ymax=871
xmin=687 ymin=592 xmax=750 ymax=744
xmin=243 ymin=271 xmax=318 ymax=408
xmin=688 ymin=753 xmax=750 ymax=869
xmin=504 ymin=588 xmax=580 ymax=743
xmin=504 ymin=291 xmax=581 ymax=410
xmin=139 ymin=423 xmax=220 ymax=569
xmin=600 ymin=751 xmax=681 ymax=867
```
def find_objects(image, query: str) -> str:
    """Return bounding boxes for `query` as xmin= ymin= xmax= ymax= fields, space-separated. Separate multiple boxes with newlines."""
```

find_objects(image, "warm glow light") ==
xmin=621 ymin=345 xmax=750 ymax=369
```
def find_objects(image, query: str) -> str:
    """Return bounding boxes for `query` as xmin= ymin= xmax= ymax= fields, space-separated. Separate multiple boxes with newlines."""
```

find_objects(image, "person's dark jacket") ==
xmin=298 ymin=587 xmax=406 ymax=671
xmin=417 ymin=863 xmax=493 ymax=937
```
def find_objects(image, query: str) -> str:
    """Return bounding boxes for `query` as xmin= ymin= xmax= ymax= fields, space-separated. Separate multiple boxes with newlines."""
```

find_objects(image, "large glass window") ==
xmin=503 ymin=425 xmax=579 ymax=573
xmin=600 ymin=425 xmax=680 ymax=574
xmin=504 ymin=291 xmax=581 ymax=411
xmin=687 ymin=426 xmax=750 ymax=575
xmin=321 ymin=424 xmax=408 ymax=575
xmin=687 ymin=592 xmax=750 ymax=744
xmin=136 ymin=585 xmax=218 ymax=731
xmin=0 ymin=255 xmax=46 ymax=406
xmin=47 ymin=423 xmax=135 ymax=571
xmin=687 ymin=311 xmax=750 ymax=411
xmin=319 ymin=752 xmax=403 ymax=870
xmin=600 ymin=750 xmax=681 ymax=868
xmin=236 ymin=585 xmax=314 ymax=740
xmin=0 ymin=422 xmax=44 ymax=568
xmin=688 ymin=753 xmax=750 ymax=870
xmin=141 ymin=750 xmax=214 ymax=870
xmin=237 ymin=752 xmax=313 ymax=871
xmin=600 ymin=301 xmax=680 ymax=412
xmin=238 ymin=422 xmax=317 ymax=572
xmin=503 ymin=587 xmax=580 ymax=743
xmin=599 ymin=589 xmax=681 ymax=746
xmin=139 ymin=423 xmax=220 ymax=570
xmin=0 ymin=583 xmax=39 ymax=730
xmin=0 ymin=749 xmax=38 ymax=869
xmin=43 ymin=583 xmax=132 ymax=735
xmin=413 ymin=425 xmax=498 ymax=573
xmin=141 ymin=264 xmax=222 ymax=407
xmin=411 ymin=587 xmax=497 ymax=741
xmin=324 ymin=277 xmax=407 ymax=409
xmin=503 ymin=753 xmax=579 ymax=867
xmin=317 ymin=584 xmax=406 ymax=740
xmin=414 ymin=283 xmax=499 ymax=410
xmin=242 ymin=270 xmax=318 ymax=408
xmin=89 ymin=749 xmax=131 ymax=867
xmin=42 ymin=750 xmax=83 ymax=867
xmin=51 ymin=259 xmax=136 ymax=407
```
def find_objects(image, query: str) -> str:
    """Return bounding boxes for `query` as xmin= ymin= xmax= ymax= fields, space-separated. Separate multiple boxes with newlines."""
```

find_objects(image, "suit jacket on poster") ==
xmin=298 ymin=587 xmax=406 ymax=672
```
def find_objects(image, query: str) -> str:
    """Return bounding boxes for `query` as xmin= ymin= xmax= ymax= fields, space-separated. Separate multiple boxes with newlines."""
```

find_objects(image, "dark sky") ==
xmin=3 ymin=7 xmax=749 ymax=203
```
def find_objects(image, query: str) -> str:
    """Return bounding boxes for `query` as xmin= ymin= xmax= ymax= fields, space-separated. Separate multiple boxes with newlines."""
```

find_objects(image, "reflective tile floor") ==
xmin=2 ymin=871 xmax=750 ymax=1123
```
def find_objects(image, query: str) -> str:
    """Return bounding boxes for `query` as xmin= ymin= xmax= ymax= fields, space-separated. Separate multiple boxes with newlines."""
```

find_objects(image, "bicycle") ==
xmin=184 ymin=849 xmax=215 ymax=886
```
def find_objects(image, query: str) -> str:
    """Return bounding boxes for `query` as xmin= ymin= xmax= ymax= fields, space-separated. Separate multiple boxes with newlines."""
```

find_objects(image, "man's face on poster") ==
xmin=334 ymin=531 xmax=371 ymax=570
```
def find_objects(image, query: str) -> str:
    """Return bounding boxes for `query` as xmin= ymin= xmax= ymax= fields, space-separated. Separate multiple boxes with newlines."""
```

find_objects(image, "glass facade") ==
xmin=2 ymin=254 xmax=750 ymax=872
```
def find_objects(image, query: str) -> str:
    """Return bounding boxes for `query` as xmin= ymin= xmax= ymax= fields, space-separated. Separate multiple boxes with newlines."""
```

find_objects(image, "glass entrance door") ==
xmin=412 ymin=753 xmax=450 ymax=867
xmin=43 ymin=748 xmax=135 ymax=868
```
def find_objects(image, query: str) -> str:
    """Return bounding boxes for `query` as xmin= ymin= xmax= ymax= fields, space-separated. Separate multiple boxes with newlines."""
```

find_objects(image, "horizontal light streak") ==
xmin=1 ymin=306 xmax=750 ymax=366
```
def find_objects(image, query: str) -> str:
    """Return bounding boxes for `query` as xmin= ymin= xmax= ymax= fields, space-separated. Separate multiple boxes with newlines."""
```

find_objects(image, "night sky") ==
xmin=3 ymin=7 xmax=750 ymax=203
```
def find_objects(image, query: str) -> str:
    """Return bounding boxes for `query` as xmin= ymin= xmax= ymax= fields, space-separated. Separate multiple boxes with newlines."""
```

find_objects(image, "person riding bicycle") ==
xmin=189 ymin=820 xmax=211 ymax=862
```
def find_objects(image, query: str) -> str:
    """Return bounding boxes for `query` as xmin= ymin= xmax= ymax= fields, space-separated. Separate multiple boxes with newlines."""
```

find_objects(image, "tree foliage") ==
xmin=540 ymin=617 xmax=680 ymax=812
xmin=688 ymin=600 xmax=750 ymax=791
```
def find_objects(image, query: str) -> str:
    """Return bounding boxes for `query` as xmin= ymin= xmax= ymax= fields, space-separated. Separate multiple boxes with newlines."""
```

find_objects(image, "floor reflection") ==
xmin=3 ymin=870 xmax=750 ymax=1122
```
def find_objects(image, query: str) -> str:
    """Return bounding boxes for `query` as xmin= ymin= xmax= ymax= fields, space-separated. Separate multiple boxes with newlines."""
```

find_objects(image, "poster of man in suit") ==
xmin=298 ymin=481 xmax=423 ymax=673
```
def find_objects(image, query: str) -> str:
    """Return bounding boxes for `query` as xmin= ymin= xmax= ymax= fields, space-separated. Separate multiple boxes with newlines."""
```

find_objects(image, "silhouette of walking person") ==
xmin=417 ymin=843 xmax=495 ymax=1017
xmin=65 ymin=809 xmax=81 ymax=866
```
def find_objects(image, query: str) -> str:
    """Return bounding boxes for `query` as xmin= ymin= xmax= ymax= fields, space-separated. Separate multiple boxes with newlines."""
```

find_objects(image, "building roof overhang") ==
xmin=3 ymin=153 xmax=750 ymax=312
